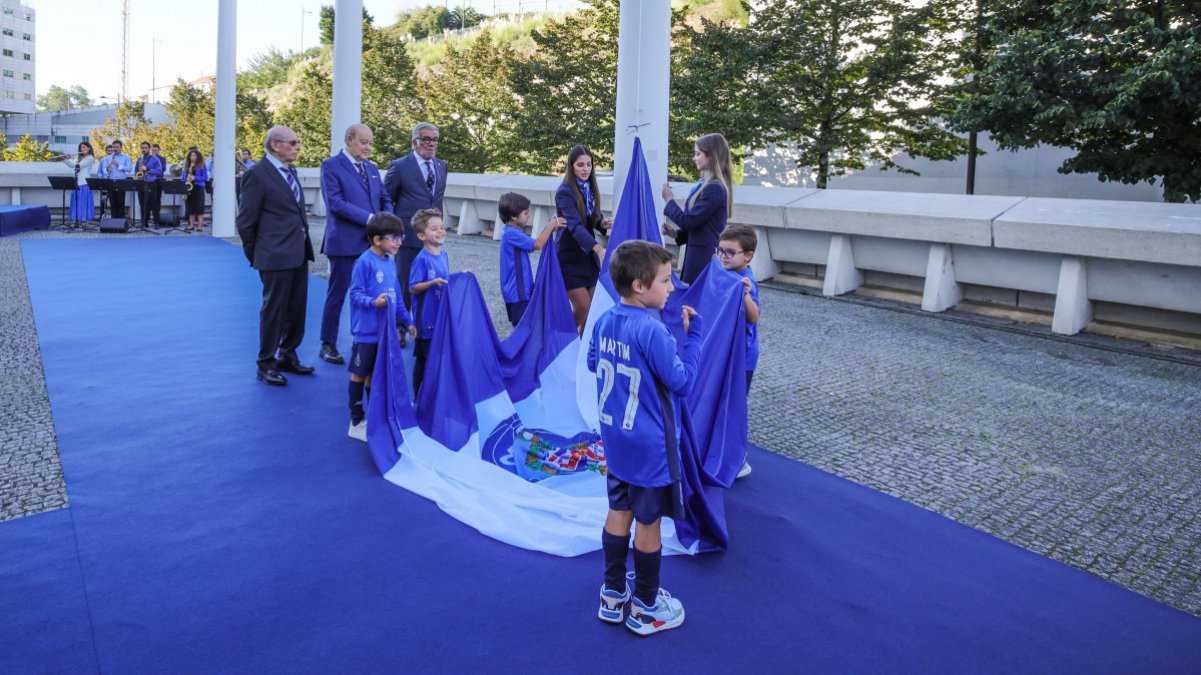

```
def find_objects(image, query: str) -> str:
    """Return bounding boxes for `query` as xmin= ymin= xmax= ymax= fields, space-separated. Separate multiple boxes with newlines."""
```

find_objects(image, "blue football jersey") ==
xmin=587 ymin=303 xmax=704 ymax=487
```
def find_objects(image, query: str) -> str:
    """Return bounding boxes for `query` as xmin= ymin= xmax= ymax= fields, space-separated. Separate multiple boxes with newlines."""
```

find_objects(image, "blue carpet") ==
xmin=3 ymin=236 xmax=1199 ymax=672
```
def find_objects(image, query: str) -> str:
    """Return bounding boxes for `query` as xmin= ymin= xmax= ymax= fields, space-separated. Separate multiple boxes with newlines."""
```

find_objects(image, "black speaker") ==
xmin=99 ymin=218 xmax=128 ymax=233
xmin=157 ymin=210 xmax=179 ymax=227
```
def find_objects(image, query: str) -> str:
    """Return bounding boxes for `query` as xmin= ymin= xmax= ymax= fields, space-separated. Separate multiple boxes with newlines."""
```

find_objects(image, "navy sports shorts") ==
xmin=347 ymin=341 xmax=379 ymax=378
xmin=607 ymin=476 xmax=674 ymax=525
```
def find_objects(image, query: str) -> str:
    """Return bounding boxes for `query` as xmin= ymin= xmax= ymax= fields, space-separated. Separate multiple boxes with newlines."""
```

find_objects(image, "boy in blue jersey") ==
xmin=346 ymin=213 xmax=417 ymax=441
xmin=588 ymin=240 xmax=704 ymax=636
xmin=408 ymin=208 xmax=450 ymax=397
xmin=716 ymin=225 xmax=761 ymax=478
xmin=497 ymin=192 xmax=564 ymax=327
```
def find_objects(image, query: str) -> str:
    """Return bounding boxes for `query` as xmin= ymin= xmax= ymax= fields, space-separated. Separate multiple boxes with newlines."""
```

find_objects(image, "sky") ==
xmin=35 ymin=0 xmax=581 ymax=104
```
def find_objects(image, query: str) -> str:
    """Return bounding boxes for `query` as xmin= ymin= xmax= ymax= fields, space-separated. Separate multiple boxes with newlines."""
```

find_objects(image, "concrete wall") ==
xmin=10 ymin=164 xmax=1200 ymax=339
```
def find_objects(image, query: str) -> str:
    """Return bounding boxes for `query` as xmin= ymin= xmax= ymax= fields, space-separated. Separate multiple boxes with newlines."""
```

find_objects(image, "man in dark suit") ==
xmin=384 ymin=121 xmax=446 ymax=308
xmin=316 ymin=123 xmax=394 ymax=365
xmin=236 ymin=126 xmax=316 ymax=386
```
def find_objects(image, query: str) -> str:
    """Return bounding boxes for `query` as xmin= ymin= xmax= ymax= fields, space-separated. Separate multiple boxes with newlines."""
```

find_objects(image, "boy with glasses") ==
xmin=345 ymin=213 xmax=416 ymax=442
xmin=716 ymin=225 xmax=761 ymax=478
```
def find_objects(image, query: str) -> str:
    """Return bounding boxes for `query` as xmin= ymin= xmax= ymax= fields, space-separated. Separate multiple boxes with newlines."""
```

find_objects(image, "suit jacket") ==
xmin=384 ymin=152 xmax=446 ymax=249
xmin=320 ymin=152 xmax=393 ymax=257
xmin=664 ymin=180 xmax=728 ymax=283
xmin=236 ymin=157 xmax=315 ymax=271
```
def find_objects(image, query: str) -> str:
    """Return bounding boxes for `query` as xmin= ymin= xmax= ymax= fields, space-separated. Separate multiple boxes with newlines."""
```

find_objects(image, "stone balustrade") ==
xmin=8 ymin=163 xmax=1198 ymax=338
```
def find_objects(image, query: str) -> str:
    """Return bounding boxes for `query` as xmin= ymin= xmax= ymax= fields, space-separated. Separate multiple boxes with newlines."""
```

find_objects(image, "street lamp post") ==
xmin=300 ymin=8 xmax=313 ymax=53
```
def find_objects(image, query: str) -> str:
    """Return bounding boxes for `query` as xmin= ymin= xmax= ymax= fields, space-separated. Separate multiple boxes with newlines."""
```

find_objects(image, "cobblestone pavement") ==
xmin=3 ymin=227 xmax=1199 ymax=617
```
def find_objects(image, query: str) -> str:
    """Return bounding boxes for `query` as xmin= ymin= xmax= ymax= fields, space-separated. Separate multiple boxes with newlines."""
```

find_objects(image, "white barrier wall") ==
xmin=11 ymin=163 xmax=1201 ymax=338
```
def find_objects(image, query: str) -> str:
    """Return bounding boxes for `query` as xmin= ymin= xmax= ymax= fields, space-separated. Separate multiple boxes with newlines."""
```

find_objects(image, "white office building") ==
xmin=0 ymin=103 xmax=172 ymax=155
xmin=0 ymin=0 xmax=34 ymax=115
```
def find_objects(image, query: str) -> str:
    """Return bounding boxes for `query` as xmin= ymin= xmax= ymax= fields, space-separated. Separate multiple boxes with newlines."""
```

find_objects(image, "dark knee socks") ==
xmin=632 ymin=547 xmax=661 ymax=606
xmin=601 ymin=530 xmax=628 ymax=593
xmin=349 ymin=380 xmax=365 ymax=423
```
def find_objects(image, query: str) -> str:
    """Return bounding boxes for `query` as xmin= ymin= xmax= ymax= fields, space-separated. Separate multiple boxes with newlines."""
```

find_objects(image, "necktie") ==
xmin=282 ymin=167 xmax=301 ymax=204
xmin=355 ymin=161 xmax=369 ymax=191
xmin=425 ymin=160 xmax=435 ymax=191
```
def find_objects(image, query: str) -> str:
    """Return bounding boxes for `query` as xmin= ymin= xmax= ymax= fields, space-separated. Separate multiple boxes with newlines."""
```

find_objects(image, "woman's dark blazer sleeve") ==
xmin=663 ymin=181 xmax=727 ymax=234
xmin=555 ymin=183 xmax=598 ymax=252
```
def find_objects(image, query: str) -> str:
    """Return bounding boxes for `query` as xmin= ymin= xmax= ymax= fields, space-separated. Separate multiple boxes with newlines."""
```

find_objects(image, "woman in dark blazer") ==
xmin=556 ymin=144 xmax=612 ymax=334
xmin=661 ymin=133 xmax=734 ymax=284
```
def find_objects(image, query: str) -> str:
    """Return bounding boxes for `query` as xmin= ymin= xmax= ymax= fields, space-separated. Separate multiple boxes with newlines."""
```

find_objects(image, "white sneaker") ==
xmin=626 ymin=587 xmax=685 ymax=636
xmin=737 ymin=460 xmax=752 ymax=479
xmin=347 ymin=420 xmax=367 ymax=442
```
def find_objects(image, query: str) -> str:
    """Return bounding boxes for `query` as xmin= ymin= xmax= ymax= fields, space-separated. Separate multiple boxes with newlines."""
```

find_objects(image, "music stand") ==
xmin=86 ymin=177 xmax=112 ymax=228
xmin=109 ymin=179 xmax=157 ymax=234
xmin=47 ymin=176 xmax=77 ymax=230
xmin=158 ymin=180 xmax=190 ymax=234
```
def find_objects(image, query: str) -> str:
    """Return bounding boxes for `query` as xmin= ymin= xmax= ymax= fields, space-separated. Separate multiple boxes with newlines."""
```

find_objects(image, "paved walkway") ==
xmin=3 ymin=227 xmax=1199 ymax=617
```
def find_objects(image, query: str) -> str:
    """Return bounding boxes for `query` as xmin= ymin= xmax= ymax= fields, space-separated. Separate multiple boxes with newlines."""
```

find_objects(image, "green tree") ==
xmin=1 ymin=134 xmax=57 ymax=161
xmin=742 ymin=0 xmax=964 ymax=188
xmin=274 ymin=61 xmax=332 ymax=167
xmin=951 ymin=0 xmax=1201 ymax=202
xmin=238 ymin=48 xmax=296 ymax=90
xmin=163 ymin=81 xmax=215 ymax=162
xmin=361 ymin=21 xmax=423 ymax=163
xmin=88 ymin=101 xmax=171 ymax=158
xmin=36 ymin=84 xmax=92 ymax=112
xmin=319 ymin=4 xmax=374 ymax=45
xmin=512 ymin=0 xmax=621 ymax=174
xmin=419 ymin=34 xmax=522 ymax=173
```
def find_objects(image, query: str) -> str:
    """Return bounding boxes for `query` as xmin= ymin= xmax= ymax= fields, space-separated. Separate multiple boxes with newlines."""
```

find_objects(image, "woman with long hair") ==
xmin=61 ymin=141 xmax=96 ymax=225
xmin=555 ymin=144 xmax=613 ymax=334
xmin=182 ymin=148 xmax=209 ymax=232
xmin=661 ymin=133 xmax=734 ymax=284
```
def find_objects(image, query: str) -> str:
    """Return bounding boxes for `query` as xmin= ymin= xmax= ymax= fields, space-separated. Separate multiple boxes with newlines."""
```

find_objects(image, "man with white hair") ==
xmin=236 ymin=126 xmax=316 ymax=386
xmin=317 ymin=123 xmax=393 ymax=365
xmin=384 ymin=121 xmax=446 ymax=308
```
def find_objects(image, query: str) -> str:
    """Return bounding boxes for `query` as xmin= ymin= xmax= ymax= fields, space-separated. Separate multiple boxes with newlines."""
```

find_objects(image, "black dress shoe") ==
xmin=319 ymin=343 xmax=344 ymax=365
xmin=277 ymin=357 xmax=315 ymax=375
xmin=256 ymin=367 xmax=288 ymax=386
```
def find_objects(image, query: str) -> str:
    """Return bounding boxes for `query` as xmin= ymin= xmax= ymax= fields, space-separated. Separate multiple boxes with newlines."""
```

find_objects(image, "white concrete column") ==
xmin=613 ymin=1 xmax=670 ymax=217
xmin=330 ymin=0 xmax=364 ymax=156
xmin=823 ymin=234 xmax=862 ymax=296
xmin=457 ymin=199 xmax=484 ymax=236
xmin=530 ymin=205 xmax=550 ymax=239
xmin=749 ymin=226 xmax=782 ymax=281
xmin=1052 ymin=255 xmax=1092 ymax=335
xmin=922 ymin=243 xmax=962 ymax=312
xmin=212 ymin=0 xmax=237 ymax=237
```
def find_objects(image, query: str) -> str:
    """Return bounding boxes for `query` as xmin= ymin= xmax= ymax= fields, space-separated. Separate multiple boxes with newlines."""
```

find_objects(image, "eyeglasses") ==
xmin=715 ymin=247 xmax=745 ymax=259
xmin=274 ymin=139 xmax=301 ymax=147
xmin=417 ymin=136 xmax=439 ymax=144
xmin=381 ymin=235 xmax=403 ymax=242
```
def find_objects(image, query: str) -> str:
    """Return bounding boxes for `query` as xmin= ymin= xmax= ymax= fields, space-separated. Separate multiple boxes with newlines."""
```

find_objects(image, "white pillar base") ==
xmin=530 ymin=205 xmax=550 ymax=239
xmin=1052 ymin=256 xmax=1092 ymax=335
xmin=823 ymin=234 xmax=862 ymax=296
xmin=749 ymin=226 xmax=781 ymax=281
xmin=11 ymin=187 xmax=20 ymax=205
xmin=457 ymin=199 xmax=484 ymax=236
xmin=922 ymin=243 xmax=962 ymax=312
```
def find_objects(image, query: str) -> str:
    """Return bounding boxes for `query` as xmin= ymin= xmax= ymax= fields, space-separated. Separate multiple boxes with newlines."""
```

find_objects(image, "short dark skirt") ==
xmin=185 ymin=185 xmax=206 ymax=216
xmin=558 ymin=245 xmax=600 ymax=291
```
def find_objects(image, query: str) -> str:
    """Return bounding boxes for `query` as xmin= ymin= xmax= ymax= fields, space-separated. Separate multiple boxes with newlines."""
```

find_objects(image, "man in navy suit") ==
xmin=384 ymin=121 xmax=446 ymax=308
xmin=236 ymin=126 xmax=316 ymax=386
xmin=317 ymin=123 xmax=394 ymax=365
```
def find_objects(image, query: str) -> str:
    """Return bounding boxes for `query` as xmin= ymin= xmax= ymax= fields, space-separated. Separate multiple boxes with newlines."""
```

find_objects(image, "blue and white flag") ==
xmin=366 ymin=137 xmax=747 ymax=556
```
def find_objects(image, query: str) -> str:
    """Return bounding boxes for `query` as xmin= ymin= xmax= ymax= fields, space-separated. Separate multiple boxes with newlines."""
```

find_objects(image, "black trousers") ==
xmin=257 ymin=265 xmax=309 ymax=369
xmin=138 ymin=183 xmax=161 ymax=226
xmin=395 ymin=246 xmax=420 ymax=310
xmin=108 ymin=189 xmax=126 ymax=218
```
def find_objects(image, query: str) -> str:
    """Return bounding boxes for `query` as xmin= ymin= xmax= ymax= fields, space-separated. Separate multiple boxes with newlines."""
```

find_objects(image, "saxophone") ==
xmin=185 ymin=165 xmax=195 ymax=194
xmin=135 ymin=157 xmax=145 ymax=179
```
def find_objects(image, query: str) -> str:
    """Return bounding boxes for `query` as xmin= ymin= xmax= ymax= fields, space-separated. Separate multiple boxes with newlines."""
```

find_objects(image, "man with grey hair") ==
xmin=384 ymin=121 xmax=446 ymax=307
xmin=317 ymin=123 xmax=393 ymax=365
xmin=236 ymin=125 xmax=316 ymax=386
